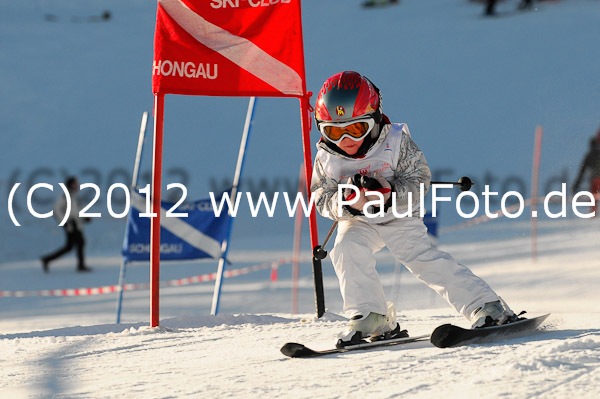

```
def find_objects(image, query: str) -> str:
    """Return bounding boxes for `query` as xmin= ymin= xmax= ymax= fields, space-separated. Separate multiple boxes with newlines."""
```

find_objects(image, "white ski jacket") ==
xmin=310 ymin=123 xmax=431 ymax=223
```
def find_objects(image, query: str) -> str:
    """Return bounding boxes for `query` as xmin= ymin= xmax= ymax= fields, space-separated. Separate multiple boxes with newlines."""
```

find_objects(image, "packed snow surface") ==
xmin=2 ymin=218 xmax=600 ymax=398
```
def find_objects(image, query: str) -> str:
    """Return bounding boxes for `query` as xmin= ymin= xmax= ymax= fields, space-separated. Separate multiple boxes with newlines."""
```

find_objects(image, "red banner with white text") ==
xmin=152 ymin=0 xmax=305 ymax=97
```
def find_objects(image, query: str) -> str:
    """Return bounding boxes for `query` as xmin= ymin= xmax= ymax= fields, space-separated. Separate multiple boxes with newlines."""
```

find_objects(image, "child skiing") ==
xmin=310 ymin=71 xmax=518 ymax=348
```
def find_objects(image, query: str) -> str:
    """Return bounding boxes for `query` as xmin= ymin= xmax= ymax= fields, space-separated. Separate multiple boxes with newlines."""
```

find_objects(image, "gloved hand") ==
xmin=343 ymin=176 xmax=368 ymax=215
xmin=352 ymin=174 xmax=377 ymax=190
xmin=364 ymin=174 xmax=392 ymax=205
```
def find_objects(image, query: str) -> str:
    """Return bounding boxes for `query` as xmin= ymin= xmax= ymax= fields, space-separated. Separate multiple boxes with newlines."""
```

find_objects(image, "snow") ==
xmin=2 ymin=0 xmax=600 ymax=398
xmin=2 ymin=218 xmax=600 ymax=398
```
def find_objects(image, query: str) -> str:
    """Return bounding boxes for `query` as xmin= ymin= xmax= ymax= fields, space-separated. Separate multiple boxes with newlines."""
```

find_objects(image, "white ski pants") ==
xmin=330 ymin=217 xmax=500 ymax=320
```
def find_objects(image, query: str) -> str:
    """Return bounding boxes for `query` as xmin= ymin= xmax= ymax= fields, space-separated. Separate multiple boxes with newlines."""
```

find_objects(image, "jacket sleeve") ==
xmin=310 ymin=155 xmax=354 ymax=221
xmin=389 ymin=129 xmax=431 ymax=213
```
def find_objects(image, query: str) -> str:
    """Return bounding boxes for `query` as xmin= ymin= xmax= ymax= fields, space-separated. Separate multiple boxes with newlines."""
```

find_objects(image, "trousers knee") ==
xmin=331 ymin=239 xmax=371 ymax=260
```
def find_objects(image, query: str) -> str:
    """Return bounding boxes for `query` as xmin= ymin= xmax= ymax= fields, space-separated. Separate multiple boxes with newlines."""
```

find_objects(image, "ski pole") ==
xmin=312 ymin=175 xmax=373 ymax=261
xmin=430 ymin=176 xmax=473 ymax=192
xmin=313 ymin=220 xmax=338 ymax=260
xmin=311 ymin=176 xmax=472 ymax=260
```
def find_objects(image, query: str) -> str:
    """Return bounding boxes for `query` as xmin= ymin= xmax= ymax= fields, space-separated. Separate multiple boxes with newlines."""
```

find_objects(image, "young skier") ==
xmin=310 ymin=71 xmax=518 ymax=347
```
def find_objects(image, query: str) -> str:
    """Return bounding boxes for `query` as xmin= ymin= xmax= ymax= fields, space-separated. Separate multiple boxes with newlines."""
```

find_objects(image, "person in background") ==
xmin=485 ymin=0 xmax=497 ymax=16
xmin=362 ymin=0 xmax=399 ymax=8
xmin=573 ymin=128 xmax=600 ymax=215
xmin=41 ymin=176 xmax=92 ymax=273
xmin=484 ymin=0 xmax=533 ymax=16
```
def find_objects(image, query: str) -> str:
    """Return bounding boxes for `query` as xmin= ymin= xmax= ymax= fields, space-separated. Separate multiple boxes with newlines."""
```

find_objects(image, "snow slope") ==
xmin=2 ymin=218 xmax=600 ymax=398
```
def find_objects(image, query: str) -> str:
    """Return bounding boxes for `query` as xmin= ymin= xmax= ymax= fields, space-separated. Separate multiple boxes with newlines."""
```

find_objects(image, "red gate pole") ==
xmin=298 ymin=94 xmax=325 ymax=317
xmin=291 ymin=163 xmax=306 ymax=314
xmin=150 ymin=93 xmax=165 ymax=327
xmin=296 ymin=0 xmax=324 ymax=318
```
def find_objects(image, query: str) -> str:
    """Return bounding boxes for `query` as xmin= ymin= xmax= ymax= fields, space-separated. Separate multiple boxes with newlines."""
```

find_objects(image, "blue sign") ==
xmin=122 ymin=192 xmax=231 ymax=262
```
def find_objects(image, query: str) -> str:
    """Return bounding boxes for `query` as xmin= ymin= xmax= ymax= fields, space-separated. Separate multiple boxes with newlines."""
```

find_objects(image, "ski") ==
xmin=282 ymin=314 xmax=550 ymax=357
xmin=430 ymin=313 xmax=550 ymax=348
xmin=281 ymin=334 xmax=430 ymax=358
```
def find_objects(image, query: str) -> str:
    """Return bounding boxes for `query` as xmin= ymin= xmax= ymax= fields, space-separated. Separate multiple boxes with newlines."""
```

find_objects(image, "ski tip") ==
xmin=430 ymin=314 xmax=552 ymax=348
xmin=280 ymin=342 xmax=304 ymax=357
xmin=539 ymin=313 xmax=551 ymax=322
xmin=281 ymin=342 xmax=315 ymax=358
xmin=430 ymin=323 xmax=456 ymax=348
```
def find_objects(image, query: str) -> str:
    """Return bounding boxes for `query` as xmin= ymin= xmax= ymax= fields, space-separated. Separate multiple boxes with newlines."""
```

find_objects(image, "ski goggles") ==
xmin=318 ymin=118 xmax=375 ymax=144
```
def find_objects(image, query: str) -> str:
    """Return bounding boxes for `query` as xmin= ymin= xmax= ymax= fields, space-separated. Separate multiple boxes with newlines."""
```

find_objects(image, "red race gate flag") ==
xmin=148 ymin=0 xmax=324 ymax=326
xmin=152 ymin=0 xmax=305 ymax=97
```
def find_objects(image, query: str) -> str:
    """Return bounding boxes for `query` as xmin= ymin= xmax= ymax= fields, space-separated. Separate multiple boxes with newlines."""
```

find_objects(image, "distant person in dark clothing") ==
xmin=363 ymin=0 xmax=399 ymax=8
xmin=573 ymin=130 xmax=600 ymax=215
xmin=485 ymin=0 xmax=533 ymax=16
xmin=485 ymin=0 xmax=497 ymax=16
xmin=41 ymin=176 xmax=92 ymax=273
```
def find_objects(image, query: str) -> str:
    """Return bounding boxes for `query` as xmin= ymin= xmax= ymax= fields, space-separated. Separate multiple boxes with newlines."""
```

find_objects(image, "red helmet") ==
xmin=314 ymin=71 xmax=381 ymax=129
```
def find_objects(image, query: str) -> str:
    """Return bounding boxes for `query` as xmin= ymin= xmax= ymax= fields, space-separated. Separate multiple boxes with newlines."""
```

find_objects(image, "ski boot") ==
xmin=470 ymin=298 xmax=522 ymax=329
xmin=336 ymin=302 xmax=404 ymax=348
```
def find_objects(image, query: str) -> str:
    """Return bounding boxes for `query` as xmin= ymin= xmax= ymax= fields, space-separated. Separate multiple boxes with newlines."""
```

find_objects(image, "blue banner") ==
xmin=122 ymin=192 xmax=231 ymax=262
